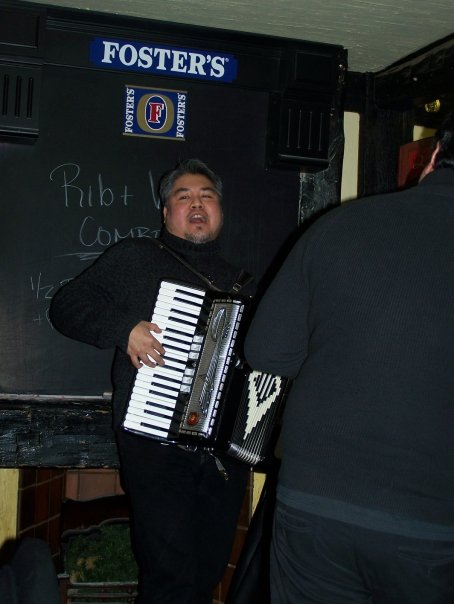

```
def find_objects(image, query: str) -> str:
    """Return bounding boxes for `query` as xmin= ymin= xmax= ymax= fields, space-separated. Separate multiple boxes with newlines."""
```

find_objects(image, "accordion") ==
xmin=122 ymin=279 xmax=289 ymax=465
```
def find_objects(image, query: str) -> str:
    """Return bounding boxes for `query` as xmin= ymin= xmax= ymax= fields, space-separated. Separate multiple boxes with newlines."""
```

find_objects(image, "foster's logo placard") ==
xmin=124 ymin=86 xmax=187 ymax=140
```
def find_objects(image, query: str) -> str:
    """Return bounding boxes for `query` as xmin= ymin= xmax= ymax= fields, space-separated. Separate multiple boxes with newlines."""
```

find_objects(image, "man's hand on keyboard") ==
xmin=127 ymin=321 xmax=165 ymax=369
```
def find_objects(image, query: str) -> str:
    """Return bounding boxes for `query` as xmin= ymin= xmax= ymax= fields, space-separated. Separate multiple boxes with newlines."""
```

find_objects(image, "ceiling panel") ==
xmin=21 ymin=0 xmax=454 ymax=72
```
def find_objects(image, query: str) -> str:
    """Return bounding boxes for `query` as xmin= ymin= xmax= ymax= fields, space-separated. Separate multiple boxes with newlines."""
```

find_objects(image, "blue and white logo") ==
xmin=124 ymin=86 xmax=187 ymax=140
xmin=91 ymin=38 xmax=237 ymax=83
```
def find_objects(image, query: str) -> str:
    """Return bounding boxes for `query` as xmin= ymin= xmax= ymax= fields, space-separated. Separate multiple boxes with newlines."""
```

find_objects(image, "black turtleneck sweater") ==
xmin=50 ymin=229 xmax=254 ymax=428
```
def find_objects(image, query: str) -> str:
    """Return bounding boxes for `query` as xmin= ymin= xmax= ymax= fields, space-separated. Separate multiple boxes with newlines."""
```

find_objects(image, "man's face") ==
xmin=163 ymin=173 xmax=223 ymax=244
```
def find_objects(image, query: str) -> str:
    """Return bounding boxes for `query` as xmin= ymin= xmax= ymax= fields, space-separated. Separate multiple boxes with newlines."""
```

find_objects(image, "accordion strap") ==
xmin=230 ymin=269 xmax=254 ymax=294
xmin=152 ymin=238 xmax=253 ymax=294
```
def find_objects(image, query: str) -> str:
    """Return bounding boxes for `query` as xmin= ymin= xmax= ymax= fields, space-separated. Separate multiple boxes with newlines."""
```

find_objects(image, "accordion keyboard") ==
xmin=123 ymin=280 xmax=245 ymax=443
xmin=123 ymin=280 xmax=207 ymax=440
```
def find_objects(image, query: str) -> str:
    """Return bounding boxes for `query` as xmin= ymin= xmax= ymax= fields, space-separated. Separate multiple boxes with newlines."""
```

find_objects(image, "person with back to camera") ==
xmin=50 ymin=158 xmax=255 ymax=604
xmin=243 ymin=113 xmax=454 ymax=603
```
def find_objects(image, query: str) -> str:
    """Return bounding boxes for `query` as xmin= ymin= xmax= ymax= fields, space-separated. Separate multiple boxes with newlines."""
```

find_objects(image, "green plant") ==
xmin=64 ymin=522 xmax=138 ymax=583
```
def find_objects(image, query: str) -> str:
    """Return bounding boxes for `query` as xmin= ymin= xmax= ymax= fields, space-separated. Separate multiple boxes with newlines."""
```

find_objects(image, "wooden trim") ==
xmin=0 ymin=400 xmax=118 ymax=468
xmin=0 ymin=469 xmax=19 ymax=545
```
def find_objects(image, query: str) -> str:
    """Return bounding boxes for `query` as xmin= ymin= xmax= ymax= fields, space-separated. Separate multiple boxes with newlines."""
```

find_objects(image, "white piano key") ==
xmin=138 ymin=357 xmax=186 ymax=373
xmin=152 ymin=311 xmax=199 ymax=332
xmin=157 ymin=285 xmax=203 ymax=299
xmin=145 ymin=373 xmax=182 ymax=387
xmin=159 ymin=280 xmax=205 ymax=298
xmin=135 ymin=397 xmax=176 ymax=414
xmin=132 ymin=379 xmax=175 ymax=395
xmin=154 ymin=308 xmax=200 ymax=326
xmin=128 ymin=404 xmax=175 ymax=419
xmin=135 ymin=373 xmax=183 ymax=392
xmin=139 ymin=365 xmax=185 ymax=380
xmin=160 ymin=330 xmax=194 ymax=345
xmin=126 ymin=405 xmax=173 ymax=425
xmin=131 ymin=388 xmax=179 ymax=405
xmin=148 ymin=337 xmax=191 ymax=360
xmin=159 ymin=290 xmax=204 ymax=306
xmin=162 ymin=346 xmax=190 ymax=361
xmin=123 ymin=416 xmax=170 ymax=437
xmin=154 ymin=297 xmax=202 ymax=316
xmin=159 ymin=314 xmax=200 ymax=329
xmin=159 ymin=286 xmax=203 ymax=299
xmin=135 ymin=376 xmax=183 ymax=394
xmin=134 ymin=386 xmax=178 ymax=402
xmin=127 ymin=399 xmax=176 ymax=418
xmin=156 ymin=295 xmax=203 ymax=313
xmin=132 ymin=380 xmax=178 ymax=399
xmin=160 ymin=356 xmax=187 ymax=369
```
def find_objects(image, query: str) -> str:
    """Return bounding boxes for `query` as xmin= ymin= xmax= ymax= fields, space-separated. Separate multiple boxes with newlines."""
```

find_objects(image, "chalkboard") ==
xmin=0 ymin=5 xmax=344 ymax=397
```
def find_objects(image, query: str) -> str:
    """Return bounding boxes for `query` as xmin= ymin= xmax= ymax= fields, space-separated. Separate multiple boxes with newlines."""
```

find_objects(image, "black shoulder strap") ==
xmin=152 ymin=238 xmax=222 ymax=290
xmin=152 ymin=238 xmax=253 ymax=294
xmin=230 ymin=269 xmax=254 ymax=294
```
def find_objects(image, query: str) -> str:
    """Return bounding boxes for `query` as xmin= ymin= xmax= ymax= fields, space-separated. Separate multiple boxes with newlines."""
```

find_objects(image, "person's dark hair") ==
xmin=159 ymin=159 xmax=223 ymax=207
xmin=433 ymin=111 xmax=454 ymax=170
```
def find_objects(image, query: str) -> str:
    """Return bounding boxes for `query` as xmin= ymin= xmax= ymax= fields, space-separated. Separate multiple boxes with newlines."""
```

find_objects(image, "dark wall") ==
xmin=0 ymin=1 xmax=346 ymax=399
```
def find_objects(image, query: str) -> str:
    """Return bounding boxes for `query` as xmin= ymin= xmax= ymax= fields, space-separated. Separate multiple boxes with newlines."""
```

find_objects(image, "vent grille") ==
xmin=278 ymin=98 xmax=331 ymax=165
xmin=0 ymin=64 xmax=41 ymax=140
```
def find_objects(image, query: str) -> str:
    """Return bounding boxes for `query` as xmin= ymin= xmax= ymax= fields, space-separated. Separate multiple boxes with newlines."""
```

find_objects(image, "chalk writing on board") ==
xmin=73 ymin=217 xmax=159 ymax=259
xmin=49 ymin=163 xmax=161 ymax=211
xmin=48 ymin=163 xmax=162 ymax=260
xmin=147 ymin=169 xmax=160 ymax=210
xmin=30 ymin=272 xmax=72 ymax=328
xmin=24 ymin=166 xmax=163 ymax=327
xmin=32 ymin=307 xmax=52 ymax=328
xmin=30 ymin=273 xmax=71 ymax=301
xmin=49 ymin=163 xmax=134 ymax=208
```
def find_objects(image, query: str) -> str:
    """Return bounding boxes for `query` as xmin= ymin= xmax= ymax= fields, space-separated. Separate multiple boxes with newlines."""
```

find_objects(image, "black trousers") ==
xmin=271 ymin=502 xmax=454 ymax=604
xmin=117 ymin=430 xmax=250 ymax=604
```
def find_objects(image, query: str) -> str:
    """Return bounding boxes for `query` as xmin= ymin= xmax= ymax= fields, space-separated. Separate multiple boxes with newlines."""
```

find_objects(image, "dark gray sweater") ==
xmin=50 ymin=229 xmax=254 ymax=428
xmin=244 ymin=169 xmax=454 ymax=527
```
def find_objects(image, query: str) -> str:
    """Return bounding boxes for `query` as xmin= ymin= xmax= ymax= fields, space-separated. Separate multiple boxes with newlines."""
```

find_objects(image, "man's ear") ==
xmin=162 ymin=206 xmax=167 ymax=223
